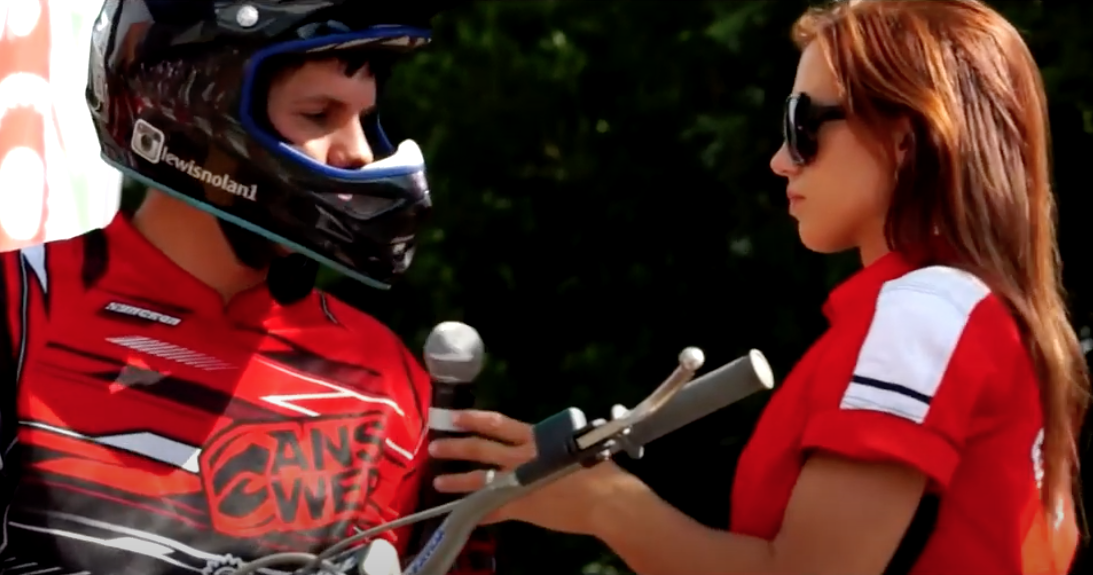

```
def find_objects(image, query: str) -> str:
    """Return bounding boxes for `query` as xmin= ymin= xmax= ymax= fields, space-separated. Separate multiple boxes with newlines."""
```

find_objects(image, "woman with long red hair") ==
xmin=432 ymin=1 xmax=1090 ymax=573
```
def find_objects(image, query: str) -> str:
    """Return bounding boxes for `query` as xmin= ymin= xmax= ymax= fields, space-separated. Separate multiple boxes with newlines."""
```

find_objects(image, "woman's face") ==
xmin=770 ymin=42 xmax=895 ymax=260
xmin=265 ymin=59 xmax=377 ymax=168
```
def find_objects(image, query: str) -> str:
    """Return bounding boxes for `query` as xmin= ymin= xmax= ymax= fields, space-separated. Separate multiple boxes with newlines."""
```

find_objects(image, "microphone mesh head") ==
xmin=423 ymin=321 xmax=485 ymax=383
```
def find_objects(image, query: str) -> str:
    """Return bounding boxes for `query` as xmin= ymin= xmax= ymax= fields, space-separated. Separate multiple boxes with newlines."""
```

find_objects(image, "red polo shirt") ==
xmin=730 ymin=252 xmax=1078 ymax=574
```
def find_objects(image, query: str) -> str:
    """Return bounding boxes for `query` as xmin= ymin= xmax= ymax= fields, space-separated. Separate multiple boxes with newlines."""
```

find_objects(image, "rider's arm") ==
xmin=0 ymin=250 xmax=15 ymax=506
xmin=0 ymin=246 xmax=47 ymax=488
xmin=0 ymin=246 xmax=41 ymax=396
xmin=0 ymin=245 xmax=48 ymax=370
xmin=390 ymin=449 xmax=426 ymax=551
xmin=0 ymin=249 xmax=25 ymax=386
xmin=389 ymin=341 xmax=431 ymax=553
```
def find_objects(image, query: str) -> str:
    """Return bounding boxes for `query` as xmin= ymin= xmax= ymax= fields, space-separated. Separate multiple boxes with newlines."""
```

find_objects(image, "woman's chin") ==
xmin=797 ymin=224 xmax=853 ymax=255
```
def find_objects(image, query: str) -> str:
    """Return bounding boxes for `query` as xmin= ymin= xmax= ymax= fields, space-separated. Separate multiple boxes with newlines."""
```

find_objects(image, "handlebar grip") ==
xmin=626 ymin=349 xmax=774 ymax=447
xmin=514 ymin=407 xmax=588 ymax=485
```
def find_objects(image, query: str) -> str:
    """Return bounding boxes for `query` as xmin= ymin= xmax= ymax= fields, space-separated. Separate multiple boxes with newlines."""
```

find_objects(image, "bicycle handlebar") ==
xmin=230 ymin=348 xmax=775 ymax=575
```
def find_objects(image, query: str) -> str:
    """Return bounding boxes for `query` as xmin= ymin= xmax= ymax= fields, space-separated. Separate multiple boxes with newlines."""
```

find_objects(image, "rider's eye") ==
xmin=301 ymin=109 xmax=330 ymax=124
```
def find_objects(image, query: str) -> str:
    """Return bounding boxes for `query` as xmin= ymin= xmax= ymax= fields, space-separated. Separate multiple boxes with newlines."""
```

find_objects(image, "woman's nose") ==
xmin=770 ymin=142 xmax=798 ymax=178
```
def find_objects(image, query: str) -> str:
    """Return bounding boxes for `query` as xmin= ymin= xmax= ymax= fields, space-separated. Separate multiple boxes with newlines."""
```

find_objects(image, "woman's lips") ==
xmin=787 ymin=190 xmax=804 ymax=211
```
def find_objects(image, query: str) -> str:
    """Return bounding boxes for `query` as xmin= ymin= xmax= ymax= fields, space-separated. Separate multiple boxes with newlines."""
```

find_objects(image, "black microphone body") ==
xmin=425 ymin=382 xmax=480 ymax=474
xmin=407 ymin=322 xmax=495 ymax=574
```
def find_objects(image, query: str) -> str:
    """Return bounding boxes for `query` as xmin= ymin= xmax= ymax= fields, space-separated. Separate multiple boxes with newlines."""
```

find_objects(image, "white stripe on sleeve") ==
xmin=841 ymin=266 xmax=990 ymax=424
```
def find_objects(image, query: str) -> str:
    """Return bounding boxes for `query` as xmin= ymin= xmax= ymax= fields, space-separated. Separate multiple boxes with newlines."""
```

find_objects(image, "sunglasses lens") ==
xmin=784 ymin=97 xmax=802 ymax=164
xmin=784 ymin=95 xmax=817 ymax=165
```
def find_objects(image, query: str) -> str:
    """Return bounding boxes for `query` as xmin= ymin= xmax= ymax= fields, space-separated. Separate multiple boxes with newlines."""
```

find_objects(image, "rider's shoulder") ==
xmin=308 ymin=290 xmax=408 ymax=349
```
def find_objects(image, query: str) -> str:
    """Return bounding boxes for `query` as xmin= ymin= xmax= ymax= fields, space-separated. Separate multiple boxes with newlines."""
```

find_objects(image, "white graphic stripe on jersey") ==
xmin=19 ymin=245 xmax=46 ymax=295
xmin=7 ymin=564 xmax=66 ymax=575
xmin=7 ymin=521 xmax=196 ymax=572
xmin=382 ymin=439 xmax=413 ymax=460
xmin=19 ymin=421 xmax=201 ymax=473
xmin=10 ymin=511 xmax=288 ymax=575
xmin=258 ymin=361 xmax=406 ymax=417
xmin=259 ymin=390 xmax=414 ymax=459
xmin=842 ymin=266 xmax=990 ymax=424
xmin=0 ymin=504 xmax=10 ymax=565
xmin=258 ymin=365 xmax=414 ymax=459
xmin=105 ymin=336 xmax=234 ymax=371
xmin=0 ymin=554 xmax=64 ymax=575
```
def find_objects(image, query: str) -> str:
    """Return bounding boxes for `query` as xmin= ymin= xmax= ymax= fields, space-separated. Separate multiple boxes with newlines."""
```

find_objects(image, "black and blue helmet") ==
xmin=87 ymin=0 xmax=458 ymax=292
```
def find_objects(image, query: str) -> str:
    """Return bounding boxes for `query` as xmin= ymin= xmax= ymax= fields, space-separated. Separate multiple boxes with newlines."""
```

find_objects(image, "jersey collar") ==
xmin=107 ymin=214 xmax=278 ymax=322
xmin=823 ymin=251 xmax=915 ymax=322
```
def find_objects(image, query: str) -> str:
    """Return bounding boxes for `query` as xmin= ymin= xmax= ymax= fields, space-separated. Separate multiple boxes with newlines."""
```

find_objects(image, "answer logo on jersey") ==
xmin=198 ymin=413 xmax=388 ymax=538
xmin=103 ymin=301 xmax=182 ymax=326
xmin=130 ymin=119 xmax=257 ymax=201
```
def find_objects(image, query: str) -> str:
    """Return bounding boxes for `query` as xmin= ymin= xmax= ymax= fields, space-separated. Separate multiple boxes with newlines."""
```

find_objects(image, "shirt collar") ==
xmin=105 ymin=213 xmax=277 ymax=322
xmin=823 ymin=251 xmax=915 ymax=322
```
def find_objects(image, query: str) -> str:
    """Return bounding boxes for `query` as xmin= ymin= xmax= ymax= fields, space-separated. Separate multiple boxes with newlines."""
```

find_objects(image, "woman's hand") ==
xmin=428 ymin=409 xmax=640 ymax=536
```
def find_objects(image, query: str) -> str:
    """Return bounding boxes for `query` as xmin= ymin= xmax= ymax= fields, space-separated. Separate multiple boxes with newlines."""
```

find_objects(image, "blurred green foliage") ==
xmin=122 ymin=1 xmax=1093 ymax=573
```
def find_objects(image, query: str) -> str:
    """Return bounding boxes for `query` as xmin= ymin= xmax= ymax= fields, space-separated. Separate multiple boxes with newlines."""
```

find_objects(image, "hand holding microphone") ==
xmin=408 ymin=322 xmax=496 ymax=574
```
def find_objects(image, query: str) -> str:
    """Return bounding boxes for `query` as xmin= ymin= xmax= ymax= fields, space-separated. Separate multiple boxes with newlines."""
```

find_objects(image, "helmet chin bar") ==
xmin=364 ymin=139 xmax=426 ymax=177
xmin=218 ymin=138 xmax=427 ymax=303
xmin=221 ymin=104 xmax=423 ymax=271
xmin=262 ymin=125 xmax=426 ymax=184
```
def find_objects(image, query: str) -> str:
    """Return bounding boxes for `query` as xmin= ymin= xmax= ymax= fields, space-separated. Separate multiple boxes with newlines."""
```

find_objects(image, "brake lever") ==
xmin=574 ymin=346 xmax=704 ymax=451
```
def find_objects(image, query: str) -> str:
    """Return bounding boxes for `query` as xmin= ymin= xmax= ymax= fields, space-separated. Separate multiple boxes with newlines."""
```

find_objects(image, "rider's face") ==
xmin=265 ymin=59 xmax=377 ymax=169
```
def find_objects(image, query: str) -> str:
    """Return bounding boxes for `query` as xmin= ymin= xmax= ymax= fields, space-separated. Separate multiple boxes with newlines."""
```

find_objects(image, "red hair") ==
xmin=792 ymin=0 xmax=1089 ymax=512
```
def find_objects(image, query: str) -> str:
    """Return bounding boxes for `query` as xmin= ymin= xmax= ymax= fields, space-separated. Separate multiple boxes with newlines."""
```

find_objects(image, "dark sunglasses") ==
xmin=783 ymin=93 xmax=845 ymax=166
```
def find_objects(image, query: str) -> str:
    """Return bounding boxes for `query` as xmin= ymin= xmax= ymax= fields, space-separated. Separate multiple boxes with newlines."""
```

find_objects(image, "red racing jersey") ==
xmin=731 ymin=252 xmax=1078 ymax=575
xmin=0 ymin=215 xmax=491 ymax=575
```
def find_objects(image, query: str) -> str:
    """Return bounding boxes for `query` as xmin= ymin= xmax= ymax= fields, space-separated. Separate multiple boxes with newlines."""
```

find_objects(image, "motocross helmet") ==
xmin=86 ymin=0 xmax=457 ymax=296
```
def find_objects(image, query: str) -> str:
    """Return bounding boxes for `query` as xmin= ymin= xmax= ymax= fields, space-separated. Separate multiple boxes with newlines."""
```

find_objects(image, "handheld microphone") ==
xmin=408 ymin=321 xmax=495 ymax=574
xmin=422 ymin=321 xmax=485 ymax=470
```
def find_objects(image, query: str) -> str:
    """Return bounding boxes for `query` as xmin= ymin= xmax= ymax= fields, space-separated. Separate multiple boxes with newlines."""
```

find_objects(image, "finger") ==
xmin=451 ymin=410 xmax=534 ymax=445
xmin=430 ymin=436 xmax=534 ymax=468
xmin=433 ymin=469 xmax=491 ymax=493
